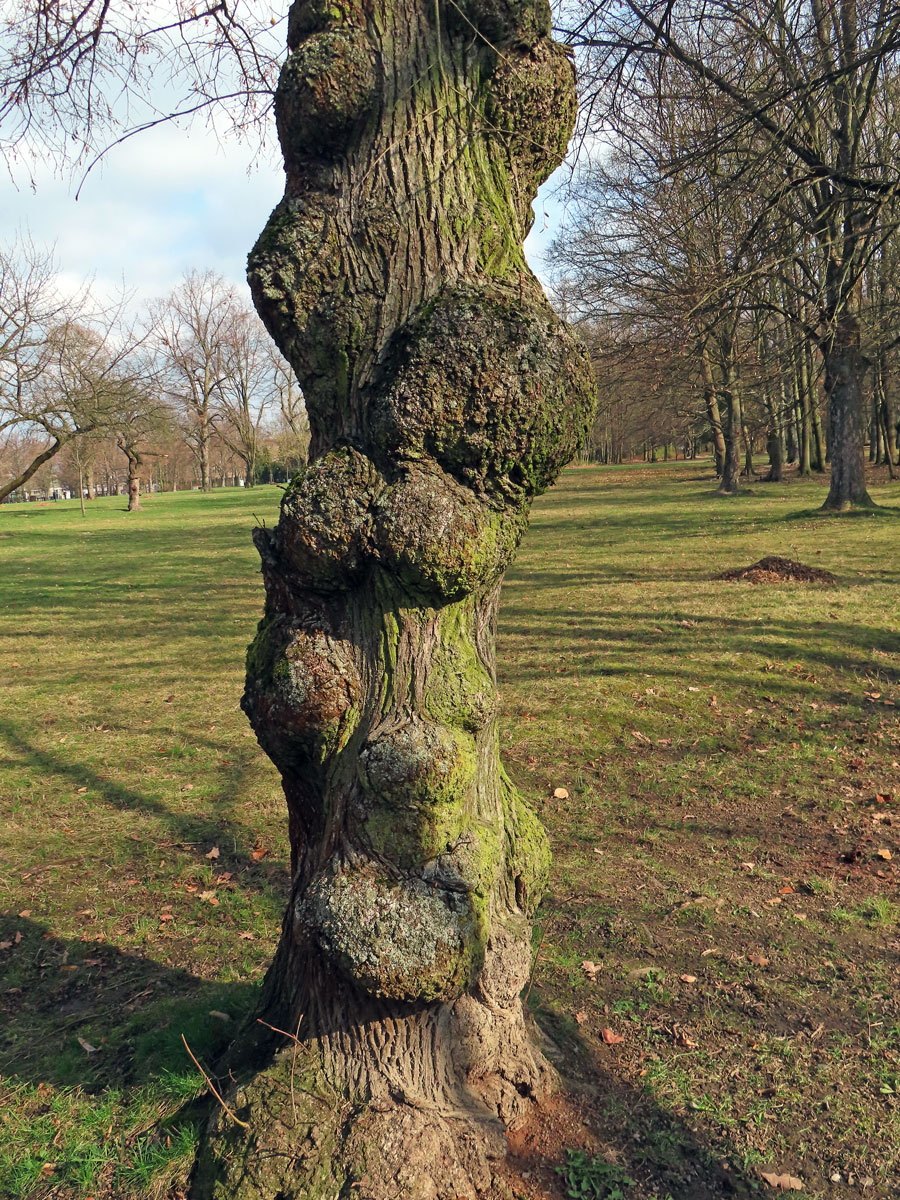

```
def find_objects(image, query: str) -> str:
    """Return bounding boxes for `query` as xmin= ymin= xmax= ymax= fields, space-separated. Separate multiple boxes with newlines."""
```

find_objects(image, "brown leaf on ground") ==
xmin=205 ymin=846 xmax=220 ymax=859
xmin=601 ymin=1028 xmax=624 ymax=1045
xmin=581 ymin=960 xmax=601 ymax=980
xmin=574 ymin=1010 xmax=588 ymax=1025
xmin=680 ymin=974 xmax=698 ymax=984
xmin=0 ymin=941 xmax=11 ymax=951
xmin=238 ymin=932 xmax=255 ymax=940
xmin=18 ymin=909 xmax=31 ymax=918
xmin=748 ymin=954 xmax=771 ymax=967
xmin=673 ymin=1025 xmax=698 ymax=1048
xmin=199 ymin=891 xmax=219 ymax=905
xmin=77 ymin=1037 xmax=99 ymax=1054
xmin=759 ymin=1170 xmax=803 ymax=1190
xmin=159 ymin=913 xmax=174 ymax=923
xmin=877 ymin=848 xmax=892 ymax=860
xmin=249 ymin=844 xmax=270 ymax=861
xmin=553 ymin=787 xmax=569 ymax=799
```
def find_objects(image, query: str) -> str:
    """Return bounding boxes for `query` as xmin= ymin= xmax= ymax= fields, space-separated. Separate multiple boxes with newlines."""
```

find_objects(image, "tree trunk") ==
xmin=127 ymin=466 xmax=141 ymax=511
xmin=199 ymin=416 xmax=212 ymax=492
xmin=717 ymin=362 xmax=742 ymax=495
xmin=191 ymin=0 xmax=595 ymax=1196
xmin=821 ymin=314 xmax=874 ymax=510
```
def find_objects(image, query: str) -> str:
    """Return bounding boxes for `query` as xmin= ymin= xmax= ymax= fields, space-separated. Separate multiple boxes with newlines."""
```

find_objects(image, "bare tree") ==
xmin=0 ymin=243 xmax=142 ymax=502
xmin=0 ymin=2 xmax=283 ymax=177
xmin=154 ymin=270 xmax=237 ymax=492
xmin=566 ymin=0 xmax=900 ymax=509
xmin=212 ymin=301 xmax=273 ymax=486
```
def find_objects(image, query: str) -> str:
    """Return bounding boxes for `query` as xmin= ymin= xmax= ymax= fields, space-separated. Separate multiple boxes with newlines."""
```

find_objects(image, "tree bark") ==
xmin=821 ymin=313 xmax=874 ymax=510
xmin=191 ymin=1 xmax=595 ymax=1196
xmin=717 ymin=360 xmax=742 ymax=495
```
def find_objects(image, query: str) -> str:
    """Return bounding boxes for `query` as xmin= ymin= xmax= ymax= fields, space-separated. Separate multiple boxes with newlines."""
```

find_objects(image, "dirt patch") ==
xmin=716 ymin=555 xmax=836 ymax=584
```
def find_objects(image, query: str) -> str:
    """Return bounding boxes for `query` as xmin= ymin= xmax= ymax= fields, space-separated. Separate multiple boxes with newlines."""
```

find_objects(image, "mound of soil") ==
xmin=716 ymin=555 xmax=836 ymax=584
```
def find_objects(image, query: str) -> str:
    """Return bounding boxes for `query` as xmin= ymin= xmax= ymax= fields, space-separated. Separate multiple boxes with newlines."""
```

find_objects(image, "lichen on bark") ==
xmin=191 ymin=0 xmax=595 ymax=1194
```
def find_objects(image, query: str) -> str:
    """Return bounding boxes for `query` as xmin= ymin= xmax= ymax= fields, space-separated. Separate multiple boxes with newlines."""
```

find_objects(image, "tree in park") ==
xmin=1 ymin=1 xmax=595 ymax=1195
xmin=566 ymin=0 xmax=900 ymax=510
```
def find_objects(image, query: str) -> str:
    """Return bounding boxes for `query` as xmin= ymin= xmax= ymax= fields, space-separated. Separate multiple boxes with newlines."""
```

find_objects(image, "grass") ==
xmin=2 ymin=463 xmax=900 ymax=1198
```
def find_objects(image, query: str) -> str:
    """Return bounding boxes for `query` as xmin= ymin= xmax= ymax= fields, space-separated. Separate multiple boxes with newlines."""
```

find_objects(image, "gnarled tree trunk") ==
xmin=191 ymin=0 xmax=595 ymax=1196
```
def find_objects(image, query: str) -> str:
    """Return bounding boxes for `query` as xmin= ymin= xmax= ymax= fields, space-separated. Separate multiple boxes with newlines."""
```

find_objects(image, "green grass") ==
xmin=2 ymin=465 xmax=900 ymax=1198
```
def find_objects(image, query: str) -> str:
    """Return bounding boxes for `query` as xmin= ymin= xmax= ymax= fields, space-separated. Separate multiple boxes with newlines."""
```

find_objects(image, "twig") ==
xmin=257 ymin=1014 xmax=304 ymax=1122
xmin=181 ymin=1033 xmax=249 ymax=1128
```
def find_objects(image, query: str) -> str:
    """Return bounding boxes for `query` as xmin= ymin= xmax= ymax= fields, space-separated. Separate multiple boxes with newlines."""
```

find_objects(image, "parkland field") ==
xmin=2 ymin=463 xmax=900 ymax=1200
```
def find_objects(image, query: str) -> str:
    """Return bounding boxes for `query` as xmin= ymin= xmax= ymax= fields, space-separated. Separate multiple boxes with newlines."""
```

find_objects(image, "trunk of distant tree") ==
xmin=78 ymin=465 xmax=86 ymax=517
xmin=126 ymin=458 xmax=141 ymax=511
xmin=700 ymin=347 xmax=726 ymax=477
xmin=717 ymin=360 xmax=742 ymax=495
xmin=191 ymin=0 xmax=595 ymax=1196
xmin=875 ymin=357 xmax=897 ymax=477
xmin=86 ymin=469 xmax=96 ymax=500
xmin=198 ymin=418 xmax=212 ymax=492
xmin=821 ymin=307 xmax=874 ymax=510
xmin=741 ymin=423 xmax=754 ymax=477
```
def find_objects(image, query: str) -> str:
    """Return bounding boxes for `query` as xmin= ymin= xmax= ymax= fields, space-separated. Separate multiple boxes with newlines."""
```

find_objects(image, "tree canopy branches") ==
xmin=0 ymin=1 xmax=284 ymax=175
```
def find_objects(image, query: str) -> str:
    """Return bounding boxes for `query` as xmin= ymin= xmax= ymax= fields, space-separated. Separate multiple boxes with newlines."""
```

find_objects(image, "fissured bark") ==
xmin=191 ymin=0 xmax=595 ymax=1195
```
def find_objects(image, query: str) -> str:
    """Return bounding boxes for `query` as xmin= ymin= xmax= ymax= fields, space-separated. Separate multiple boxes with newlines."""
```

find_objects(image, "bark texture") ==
xmin=191 ymin=0 xmax=595 ymax=1196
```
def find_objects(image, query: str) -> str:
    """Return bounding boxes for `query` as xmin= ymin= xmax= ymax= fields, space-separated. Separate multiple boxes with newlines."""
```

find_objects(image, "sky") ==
xmin=2 ymin=122 xmax=570 ymax=314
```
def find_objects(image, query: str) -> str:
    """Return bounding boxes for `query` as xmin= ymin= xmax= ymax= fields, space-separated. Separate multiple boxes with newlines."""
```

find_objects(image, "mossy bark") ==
xmin=191 ymin=0 xmax=595 ymax=1195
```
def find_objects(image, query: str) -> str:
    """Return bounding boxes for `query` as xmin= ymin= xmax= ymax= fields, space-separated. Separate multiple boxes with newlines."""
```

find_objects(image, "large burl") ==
xmin=191 ymin=0 xmax=595 ymax=1195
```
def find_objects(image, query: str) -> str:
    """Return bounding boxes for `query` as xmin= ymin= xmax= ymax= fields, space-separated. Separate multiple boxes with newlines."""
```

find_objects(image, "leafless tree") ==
xmin=0 ymin=2 xmax=283 ymax=178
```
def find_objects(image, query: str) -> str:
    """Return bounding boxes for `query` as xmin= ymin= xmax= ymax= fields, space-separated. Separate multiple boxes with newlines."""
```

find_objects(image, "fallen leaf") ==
xmin=581 ymin=960 xmax=601 ymax=980
xmin=876 ymin=793 xmax=894 ymax=804
xmin=18 ymin=909 xmax=31 ymax=918
xmin=77 ymin=1037 xmax=99 ymax=1054
xmin=673 ymin=1025 xmax=698 ymax=1048
xmin=680 ymin=974 xmax=698 ymax=984
xmin=216 ymin=872 xmax=234 ymax=883
xmin=700 ymin=947 xmax=719 ymax=957
xmin=76 ymin=786 xmax=88 ymax=794
xmin=778 ymin=885 xmax=794 ymax=895
xmin=159 ymin=913 xmax=174 ymax=923
xmin=553 ymin=787 xmax=569 ymax=799
xmin=748 ymin=954 xmax=771 ymax=968
xmin=877 ymin=848 xmax=892 ymax=861
xmin=574 ymin=1010 xmax=588 ymax=1025
xmin=601 ymin=1028 xmax=624 ymax=1045
xmin=209 ymin=1010 xmax=230 ymax=1021
xmin=238 ymin=932 xmax=255 ymax=940
xmin=0 ymin=941 xmax=11 ymax=951
xmin=83 ymin=958 xmax=102 ymax=967
xmin=740 ymin=862 xmax=756 ymax=871
xmin=199 ymin=891 xmax=219 ymax=905
xmin=13 ymin=931 xmax=22 ymax=944
xmin=759 ymin=1170 xmax=803 ymax=1191
xmin=164 ymin=694 xmax=175 ymax=702
xmin=40 ymin=1163 xmax=56 ymax=1178
xmin=249 ymin=845 xmax=270 ymax=862
xmin=205 ymin=846 xmax=220 ymax=860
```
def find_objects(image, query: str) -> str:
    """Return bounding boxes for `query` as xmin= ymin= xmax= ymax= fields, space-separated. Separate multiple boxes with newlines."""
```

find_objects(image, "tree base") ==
xmin=191 ymin=933 xmax=554 ymax=1200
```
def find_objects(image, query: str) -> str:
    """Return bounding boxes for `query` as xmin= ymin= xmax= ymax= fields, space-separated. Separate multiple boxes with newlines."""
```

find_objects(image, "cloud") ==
xmin=3 ymin=124 xmax=284 ymax=309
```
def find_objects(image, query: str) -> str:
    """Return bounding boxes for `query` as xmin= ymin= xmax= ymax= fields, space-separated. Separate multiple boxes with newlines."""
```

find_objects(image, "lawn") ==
xmin=1 ymin=465 xmax=899 ymax=1199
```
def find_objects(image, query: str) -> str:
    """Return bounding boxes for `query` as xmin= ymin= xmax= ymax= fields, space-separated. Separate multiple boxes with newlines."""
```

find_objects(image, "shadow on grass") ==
xmin=0 ymin=916 xmax=260 ymax=1093
xmin=530 ymin=995 xmax=757 ymax=1199
xmin=0 ymin=719 xmax=289 ymax=901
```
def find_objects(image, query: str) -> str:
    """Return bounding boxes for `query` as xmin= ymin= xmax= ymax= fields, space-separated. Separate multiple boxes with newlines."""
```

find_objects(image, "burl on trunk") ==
xmin=191 ymin=0 xmax=595 ymax=1195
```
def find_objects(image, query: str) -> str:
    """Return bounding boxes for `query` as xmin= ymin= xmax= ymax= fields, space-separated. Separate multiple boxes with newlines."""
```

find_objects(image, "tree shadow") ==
xmin=516 ymin=997 xmax=759 ymax=1199
xmin=0 ymin=915 xmax=260 ymax=1093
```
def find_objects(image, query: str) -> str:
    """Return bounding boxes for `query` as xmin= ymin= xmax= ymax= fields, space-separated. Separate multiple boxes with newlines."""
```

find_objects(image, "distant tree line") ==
xmin=552 ymin=0 xmax=900 ymax=505
xmin=0 ymin=245 xmax=309 ymax=508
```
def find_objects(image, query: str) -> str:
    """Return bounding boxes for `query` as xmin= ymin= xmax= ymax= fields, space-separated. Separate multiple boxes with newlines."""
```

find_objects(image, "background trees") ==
xmin=554 ymin=0 xmax=900 ymax=503
xmin=0 ymin=255 xmax=307 ymax=503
